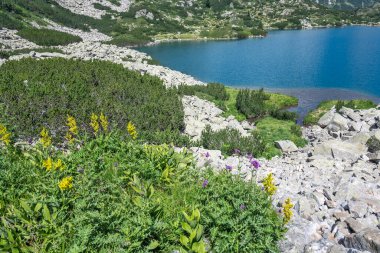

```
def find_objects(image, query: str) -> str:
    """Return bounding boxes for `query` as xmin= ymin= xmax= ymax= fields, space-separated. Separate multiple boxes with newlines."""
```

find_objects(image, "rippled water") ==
xmin=139 ymin=26 xmax=380 ymax=117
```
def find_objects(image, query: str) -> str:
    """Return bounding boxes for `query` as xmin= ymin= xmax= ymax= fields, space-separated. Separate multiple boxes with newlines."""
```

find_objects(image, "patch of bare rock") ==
xmin=31 ymin=19 xmax=111 ymax=42
xmin=182 ymin=95 xmax=254 ymax=140
xmin=55 ymin=0 xmax=132 ymax=19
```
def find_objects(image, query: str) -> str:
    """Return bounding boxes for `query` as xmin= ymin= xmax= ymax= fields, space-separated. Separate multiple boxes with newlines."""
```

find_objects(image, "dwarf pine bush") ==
xmin=0 ymin=125 xmax=286 ymax=252
xmin=0 ymin=58 xmax=184 ymax=140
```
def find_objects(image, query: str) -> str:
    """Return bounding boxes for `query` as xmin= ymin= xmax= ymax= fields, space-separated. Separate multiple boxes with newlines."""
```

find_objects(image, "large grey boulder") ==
xmin=275 ymin=140 xmax=298 ymax=152
xmin=340 ymin=106 xmax=361 ymax=122
xmin=343 ymin=228 xmax=380 ymax=252
xmin=327 ymin=113 xmax=349 ymax=131
xmin=313 ymin=140 xmax=367 ymax=162
xmin=318 ymin=109 xmax=335 ymax=128
xmin=367 ymin=152 xmax=380 ymax=163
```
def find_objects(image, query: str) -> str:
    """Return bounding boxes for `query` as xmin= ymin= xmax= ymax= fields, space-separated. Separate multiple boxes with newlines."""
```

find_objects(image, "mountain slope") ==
xmin=1 ymin=0 xmax=379 ymax=46
xmin=315 ymin=0 xmax=380 ymax=9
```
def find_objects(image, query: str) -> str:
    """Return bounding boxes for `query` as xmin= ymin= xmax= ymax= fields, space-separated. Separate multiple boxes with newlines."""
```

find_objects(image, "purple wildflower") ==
xmin=247 ymin=153 xmax=253 ymax=160
xmin=240 ymin=204 xmax=246 ymax=210
xmin=204 ymin=152 xmax=210 ymax=158
xmin=234 ymin=149 xmax=241 ymax=155
xmin=250 ymin=159 xmax=261 ymax=169
xmin=225 ymin=165 xmax=233 ymax=171
xmin=202 ymin=179 xmax=209 ymax=188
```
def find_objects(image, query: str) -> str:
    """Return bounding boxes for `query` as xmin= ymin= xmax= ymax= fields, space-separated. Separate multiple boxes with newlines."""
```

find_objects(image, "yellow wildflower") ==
xmin=282 ymin=198 xmax=294 ymax=224
xmin=127 ymin=121 xmax=138 ymax=140
xmin=54 ymin=159 xmax=64 ymax=171
xmin=43 ymin=157 xmax=53 ymax=171
xmin=0 ymin=124 xmax=11 ymax=145
xmin=66 ymin=115 xmax=78 ymax=144
xmin=90 ymin=113 xmax=99 ymax=135
xmin=99 ymin=113 xmax=108 ymax=132
xmin=40 ymin=127 xmax=52 ymax=148
xmin=263 ymin=173 xmax=277 ymax=196
xmin=58 ymin=176 xmax=73 ymax=190
xmin=67 ymin=115 xmax=78 ymax=135
xmin=65 ymin=132 xmax=74 ymax=144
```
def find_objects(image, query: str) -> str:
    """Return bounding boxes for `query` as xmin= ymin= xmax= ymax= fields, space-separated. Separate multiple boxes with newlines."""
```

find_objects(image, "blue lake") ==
xmin=139 ymin=26 xmax=380 ymax=118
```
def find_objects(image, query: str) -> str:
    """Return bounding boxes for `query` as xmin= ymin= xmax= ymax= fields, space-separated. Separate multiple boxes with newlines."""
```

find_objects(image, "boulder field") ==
xmin=188 ymin=106 xmax=380 ymax=252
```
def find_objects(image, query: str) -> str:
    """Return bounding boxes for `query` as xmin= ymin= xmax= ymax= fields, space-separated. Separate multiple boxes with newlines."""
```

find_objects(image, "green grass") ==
xmin=254 ymin=117 xmax=307 ymax=158
xmin=0 ymin=131 xmax=286 ymax=252
xmin=265 ymin=93 xmax=299 ymax=110
xmin=303 ymin=99 xmax=377 ymax=125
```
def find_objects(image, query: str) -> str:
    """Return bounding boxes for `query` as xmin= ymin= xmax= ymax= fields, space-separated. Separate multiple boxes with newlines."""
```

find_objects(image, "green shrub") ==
xmin=0 ymin=58 xmax=184 ymax=138
xmin=270 ymin=110 xmax=298 ymax=122
xmin=177 ymin=83 xmax=229 ymax=101
xmin=198 ymin=125 xmax=265 ymax=156
xmin=236 ymin=88 xmax=270 ymax=120
xmin=140 ymin=129 xmax=193 ymax=147
xmin=0 ymin=51 xmax=10 ymax=59
xmin=236 ymin=30 xmax=250 ymax=39
xmin=0 ymin=131 xmax=285 ymax=252
xmin=106 ymin=33 xmax=152 ymax=47
xmin=17 ymin=28 xmax=82 ymax=46
xmin=366 ymin=136 xmax=380 ymax=153
xmin=0 ymin=11 xmax=25 ymax=30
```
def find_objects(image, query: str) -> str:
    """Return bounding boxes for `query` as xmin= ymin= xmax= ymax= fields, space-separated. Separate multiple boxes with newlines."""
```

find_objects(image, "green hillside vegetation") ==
xmin=1 ymin=0 xmax=379 ymax=45
xmin=0 ymin=58 xmax=305 ymax=158
xmin=0 ymin=58 xmax=185 ymax=139
xmin=17 ymin=28 xmax=82 ymax=46
xmin=0 ymin=127 xmax=287 ymax=252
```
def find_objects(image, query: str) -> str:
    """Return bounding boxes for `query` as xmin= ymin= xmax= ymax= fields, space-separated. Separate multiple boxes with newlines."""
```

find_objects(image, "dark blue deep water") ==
xmin=139 ymin=26 xmax=380 ymax=117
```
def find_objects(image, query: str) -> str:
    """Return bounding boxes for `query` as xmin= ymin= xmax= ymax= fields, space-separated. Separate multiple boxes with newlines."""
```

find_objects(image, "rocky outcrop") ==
xmin=0 ymin=29 xmax=40 ymax=50
xmin=182 ymin=95 xmax=254 ymax=140
xmin=275 ymin=140 xmax=298 ymax=152
xmin=55 ymin=0 xmax=132 ymax=19
xmin=187 ymin=106 xmax=380 ymax=253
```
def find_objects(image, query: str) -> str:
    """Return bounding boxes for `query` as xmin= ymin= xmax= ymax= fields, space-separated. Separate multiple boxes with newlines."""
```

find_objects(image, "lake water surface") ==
xmin=139 ymin=26 xmax=380 ymax=117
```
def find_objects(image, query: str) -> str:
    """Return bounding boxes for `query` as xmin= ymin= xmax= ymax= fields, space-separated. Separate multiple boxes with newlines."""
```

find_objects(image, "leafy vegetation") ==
xmin=0 ymin=125 xmax=286 ymax=252
xmin=366 ymin=135 xmax=380 ymax=153
xmin=254 ymin=117 xmax=307 ymax=158
xmin=0 ymin=58 xmax=184 ymax=140
xmin=198 ymin=126 xmax=265 ymax=156
xmin=17 ymin=28 xmax=82 ymax=46
xmin=236 ymin=89 xmax=299 ymax=122
xmin=303 ymin=99 xmax=377 ymax=125
xmin=236 ymin=89 xmax=271 ymax=120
